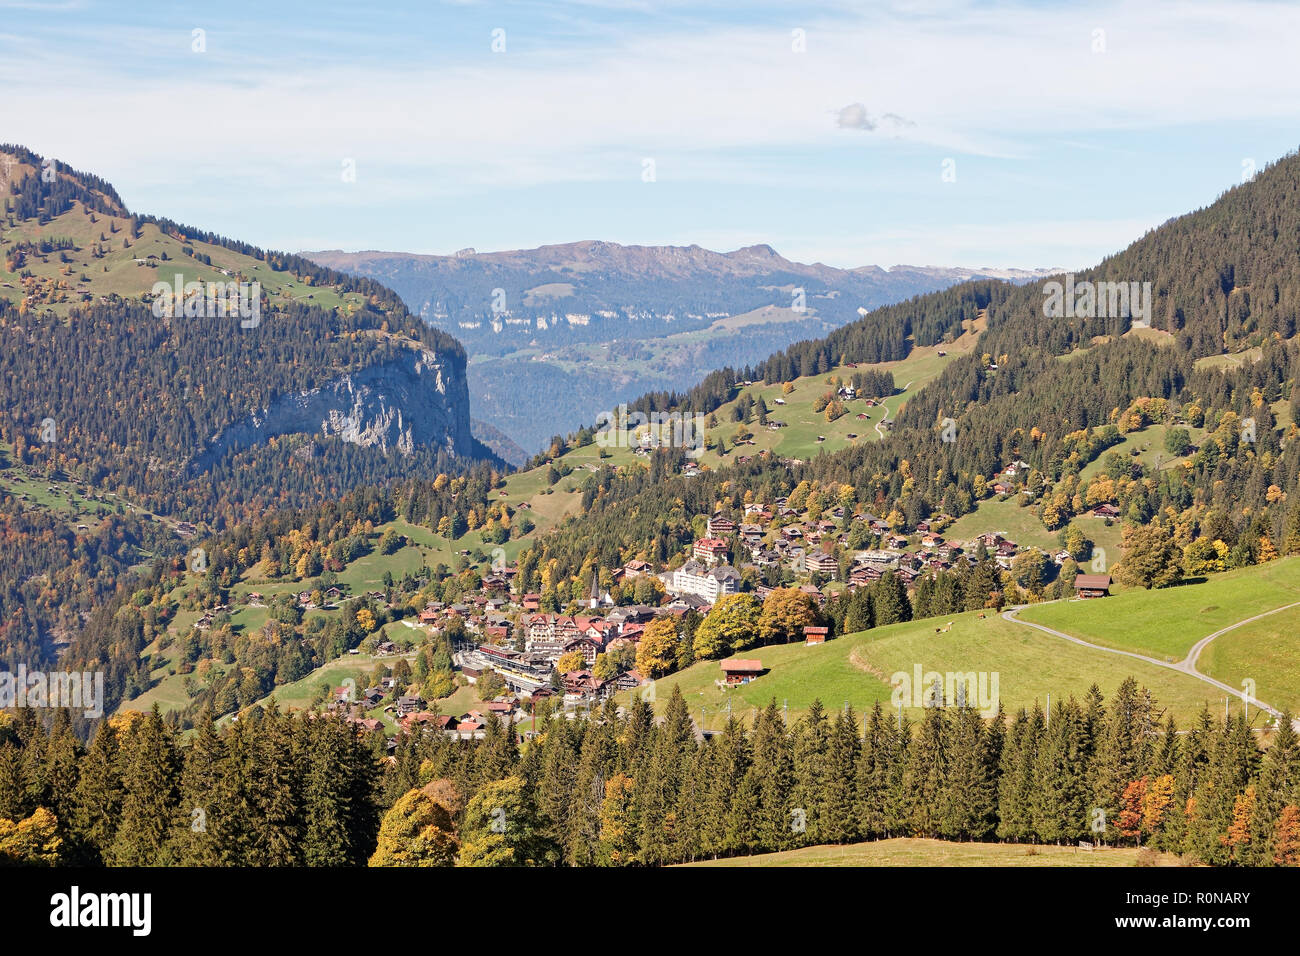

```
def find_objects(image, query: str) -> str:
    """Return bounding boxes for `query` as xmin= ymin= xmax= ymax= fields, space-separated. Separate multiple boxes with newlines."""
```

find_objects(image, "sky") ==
xmin=4 ymin=0 xmax=1300 ymax=270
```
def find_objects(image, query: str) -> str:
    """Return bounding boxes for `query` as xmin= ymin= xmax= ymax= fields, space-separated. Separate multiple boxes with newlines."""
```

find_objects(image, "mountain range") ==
xmin=308 ymin=242 xmax=1056 ymax=455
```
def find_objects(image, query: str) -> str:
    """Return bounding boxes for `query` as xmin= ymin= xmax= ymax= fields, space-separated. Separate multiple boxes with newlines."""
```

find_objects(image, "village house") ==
xmin=622 ymin=559 xmax=654 ymax=579
xmin=693 ymin=537 xmax=731 ymax=564
xmin=804 ymin=625 xmax=829 ymax=645
xmin=805 ymin=550 xmax=839 ymax=577
xmin=707 ymin=514 xmax=737 ymax=536
xmin=721 ymin=659 xmax=764 ymax=686
xmin=1073 ymin=573 xmax=1112 ymax=598
xmin=395 ymin=695 xmax=425 ymax=717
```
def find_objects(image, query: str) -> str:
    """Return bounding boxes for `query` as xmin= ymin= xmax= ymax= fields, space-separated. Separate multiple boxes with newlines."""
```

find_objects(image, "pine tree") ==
xmin=537 ymin=718 xmax=579 ymax=850
xmin=903 ymin=701 xmax=947 ymax=837
xmin=820 ymin=707 xmax=860 ymax=844
xmin=790 ymin=701 xmax=830 ymax=844
xmin=244 ymin=705 xmax=304 ymax=866
xmin=1247 ymin=712 xmax=1299 ymax=865
xmin=997 ymin=707 xmax=1035 ymax=841
xmin=109 ymin=708 xmax=181 ymax=865
xmin=748 ymin=701 xmax=796 ymax=852
xmin=1030 ymin=697 xmax=1090 ymax=844
xmin=70 ymin=720 xmax=124 ymax=864
xmin=941 ymin=703 xmax=995 ymax=839
xmin=173 ymin=707 xmax=227 ymax=865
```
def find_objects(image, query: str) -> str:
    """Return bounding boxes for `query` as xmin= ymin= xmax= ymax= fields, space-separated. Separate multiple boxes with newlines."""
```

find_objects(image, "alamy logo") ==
xmin=890 ymin=663 xmax=1000 ymax=718
xmin=0 ymin=666 xmax=104 ymax=718
xmin=151 ymin=274 xmax=262 ymax=328
xmin=1042 ymin=275 xmax=1151 ymax=326
xmin=50 ymin=886 xmax=151 ymax=937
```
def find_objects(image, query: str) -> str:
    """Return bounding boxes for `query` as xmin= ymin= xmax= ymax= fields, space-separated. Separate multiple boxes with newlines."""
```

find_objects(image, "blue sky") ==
xmin=4 ymin=0 xmax=1300 ymax=269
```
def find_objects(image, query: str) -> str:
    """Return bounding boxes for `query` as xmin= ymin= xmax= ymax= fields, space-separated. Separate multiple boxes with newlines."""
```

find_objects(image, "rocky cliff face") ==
xmin=192 ymin=345 xmax=474 ymax=471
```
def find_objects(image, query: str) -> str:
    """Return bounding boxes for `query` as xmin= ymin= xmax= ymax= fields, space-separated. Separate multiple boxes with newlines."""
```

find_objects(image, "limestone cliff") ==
xmin=191 ymin=344 xmax=474 ymax=471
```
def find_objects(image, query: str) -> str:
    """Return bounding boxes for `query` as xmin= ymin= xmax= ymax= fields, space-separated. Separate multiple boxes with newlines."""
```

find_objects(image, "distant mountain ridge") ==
xmin=308 ymin=241 xmax=1056 ymax=451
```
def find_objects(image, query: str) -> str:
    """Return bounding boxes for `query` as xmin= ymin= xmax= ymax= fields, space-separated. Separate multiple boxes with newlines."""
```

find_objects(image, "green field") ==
xmin=0 ymin=198 xmax=364 ymax=315
xmin=631 ymin=606 xmax=1245 ymax=731
xmin=944 ymin=494 xmax=1060 ymax=550
xmin=680 ymin=837 xmax=1179 ymax=867
xmin=1198 ymin=604 xmax=1300 ymax=714
xmin=1017 ymin=558 xmax=1300 ymax=661
xmin=1078 ymin=423 xmax=1200 ymax=481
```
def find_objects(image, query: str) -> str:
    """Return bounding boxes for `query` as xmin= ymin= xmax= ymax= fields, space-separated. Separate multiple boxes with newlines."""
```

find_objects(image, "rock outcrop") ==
xmin=192 ymin=344 xmax=473 ymax=471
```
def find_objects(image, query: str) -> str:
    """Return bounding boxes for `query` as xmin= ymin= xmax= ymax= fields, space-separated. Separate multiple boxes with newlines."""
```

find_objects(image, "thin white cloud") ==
xmin=5 ymin=0 xmax=1299 ymax=263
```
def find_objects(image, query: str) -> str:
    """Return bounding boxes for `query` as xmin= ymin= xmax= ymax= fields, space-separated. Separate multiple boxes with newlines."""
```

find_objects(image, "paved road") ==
xmin=1001 ymin=602 xmax=1300 ymax=728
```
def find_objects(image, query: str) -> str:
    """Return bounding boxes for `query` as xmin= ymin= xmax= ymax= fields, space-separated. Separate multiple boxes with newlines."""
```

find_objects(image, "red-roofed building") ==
xmin=693 ymin=538 xmax=730 ymax=564
xmin=721 ymin=658 xmax=764 ymax=685
xmin=804 ymin=626 xmax=830 ymax=645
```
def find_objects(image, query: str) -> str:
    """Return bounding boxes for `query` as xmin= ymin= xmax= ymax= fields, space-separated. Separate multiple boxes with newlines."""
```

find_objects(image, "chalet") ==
xmin=622 ymin=559 xmax=654 ymax=579
xmin=693 ymin=538 xmax=731 ymax=564
xmin=849 ymin=565 xmax=883 ymax=586
xmin=522 ymin=593 xmax=542 ymax=611
xmin=486 ymin=700 xmax=516 ymax=721
xmin=992 ymin=481 xmax=1014 ymax=496
xmin=804 ymin=626 xmax=829 ymax=645
xmin=921 ymin=532 xmax=943 ymax=549
xmin=455 ymin=720 xmax=487 ymax=740
xmin=707 ymin=515 xmax=737 ymax=536
xmin=1091 ymin=503 xmax=1122 ymax=519
xmin=804 ymin=551 xmax=839 ymax=576
xmin=606 ymin=605 xmax=653 ymax=627
xmin=614 ymin=669 xmax=646 ymax=690
xmin=1073 ymin=574 xmax=1112 ymax=599
xmin=563 ymin=635 xmax=602 ymax=666
xmin=799 ymin=584 xmax=825 ymax=604
xmin=721 ymin=659 xmax=764 ymax=686
xmin=395 ymin=695 xmax=425 ymax=717
xmin=375 ymin=641 xmax=397 ymax=656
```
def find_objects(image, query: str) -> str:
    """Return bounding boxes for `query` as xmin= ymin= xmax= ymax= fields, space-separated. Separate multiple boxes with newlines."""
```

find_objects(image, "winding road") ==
xmin=874 ymin=380 xmax=913 ymax=440
xmin=1001 ymin=602 xmax=1300 ymax=729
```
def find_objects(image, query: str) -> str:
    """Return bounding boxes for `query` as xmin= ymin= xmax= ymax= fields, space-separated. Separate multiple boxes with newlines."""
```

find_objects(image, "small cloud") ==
xmin=835 ymin=103 xmax=915 ymax=134
xmin=835 ymin=102 xmax=875 ymax=131
xmin=881 ymin=113 xmax=915 ymax=129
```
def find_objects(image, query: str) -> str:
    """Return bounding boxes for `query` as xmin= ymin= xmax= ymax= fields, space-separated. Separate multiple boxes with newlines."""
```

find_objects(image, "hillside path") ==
xmin=874 ymin=380 xmax=913 ymax=440
xmin=1001 ymin=603 xmax=1300 ymax=729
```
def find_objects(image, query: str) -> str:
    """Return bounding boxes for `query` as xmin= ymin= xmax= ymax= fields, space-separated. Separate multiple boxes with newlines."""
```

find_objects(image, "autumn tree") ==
xmin=635 ymin=617 xmax=680 ymax=678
